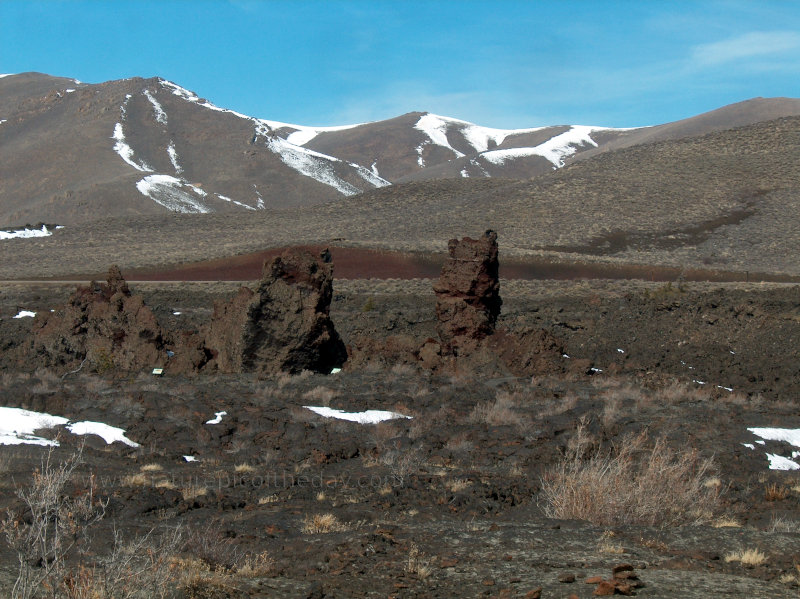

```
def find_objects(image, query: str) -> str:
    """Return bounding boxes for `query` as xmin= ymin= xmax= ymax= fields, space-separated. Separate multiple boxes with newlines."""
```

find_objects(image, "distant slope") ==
xmin=0 ymin=73 xmax=390 ymax=226
xmin=3 ymin=72 xmax=800 ymax=231
xmin=2 ymin=115 xmax=799 ymax=279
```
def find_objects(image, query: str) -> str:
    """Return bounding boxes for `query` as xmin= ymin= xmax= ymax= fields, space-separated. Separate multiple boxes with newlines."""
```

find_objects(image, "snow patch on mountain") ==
xmin=112 ymin=123 xmax=152 ymax=172
xmin=143 ymin=89 xmax=167 ymax=125
xmin=415 ymin=114 xmax=465 ymax=159
xmin=216 ymin=193 xmax=257 ymax=211
xmin=264 ymin=136 xmax=361 ymax=196
xmin=159 ymin=79 xmax=251 ymax=120
xmin=482 ymin=125 xmax=611 ymax=168
xmin=136 ymin=175 xmax=210 ymax=213
xmin=0 ymin=74 xmax=14 ymax=79
xmin=261 ymin=121 xmax=367 ymax=146
xmin=167 ymin=141 xmax=182 ymax=173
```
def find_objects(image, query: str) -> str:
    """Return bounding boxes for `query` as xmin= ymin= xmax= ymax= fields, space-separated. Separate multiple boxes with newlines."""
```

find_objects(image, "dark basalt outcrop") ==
xmin=201 ymin=248 xmax=347 ymax=375
xmin=32 ymin=265 xmax=166 ymax=372
xmin=433 ymin=230 xmax=502 ymax=353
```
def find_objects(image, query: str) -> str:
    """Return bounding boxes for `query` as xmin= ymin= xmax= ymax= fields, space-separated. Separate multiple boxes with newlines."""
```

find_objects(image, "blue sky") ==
xmin=2 ymin=0 xmax=799 ymax=128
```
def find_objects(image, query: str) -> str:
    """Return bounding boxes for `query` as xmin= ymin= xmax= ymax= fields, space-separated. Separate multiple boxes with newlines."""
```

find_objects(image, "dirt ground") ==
xmin=0 ymin=277 xmax=799 ymax=597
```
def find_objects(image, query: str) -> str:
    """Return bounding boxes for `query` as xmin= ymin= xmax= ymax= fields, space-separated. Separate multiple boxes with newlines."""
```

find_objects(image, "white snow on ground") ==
xmin=136 ymin=175 xmax=210 ymax=213
xmin=0 ymin=407 xmax=137 ymax=447
xmin=66 ymin=421 xmax=139 ymax=447
xmin=143 ymin=89 xmax=167 ymax=125
xmin=13 ymin=311 xmax=36 ymax=319
xmin=263 ymin=136 xmax=362 ymax=196
xmin=0 ymin=407 xmax=68 ymax=446
xmin=304 ymin=406 xmax=412 ymax=424
xmin=0 ymin=120 xmax=7 ymax=125
xmin=0 ymin=225 xmax=53 ymax=240
xmin=167 ymin=141 xmax=182 ymax=173
xmin=461 ymin=168 xmax=469 ymax=178
xmin=253 ymin=186 xmax=265 ymax=209
xmin=206 ymin=411 xmax=227 ymax=425
xmin=65 ymin=89 xmax=75 ymax=93
xmin=416 ymin=142 xmax=428 ymax=167
xmin=766 ymin=453 xmax=800 ymax=470
xmin=747 ymin=427 xmax=800 ymax=470
xmin=748 ymin=428 xmax=800 ymax=447
xmin=351 ymin=160 xmax=391 ymax=188
xmin=0 ymin=74 xmax=14 ymax=79
xmin=742 ymin=443 xmax=755 ymax=450
xmin=482 ymin=125 xmax=613 ymax=168
xmin=112 ymin=123 xmax=152 ymax=172
xmin=216 ymin=193 xmax=256 ymax=211
xmin=184 ymin=455 xmax=198 ymax=462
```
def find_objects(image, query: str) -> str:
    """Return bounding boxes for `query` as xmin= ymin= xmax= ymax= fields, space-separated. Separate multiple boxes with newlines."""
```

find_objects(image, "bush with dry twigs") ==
xmin=1 ymin=446 xmax=182 ymax=599
xmin=539 ymin=423 xmax=721 ymax=528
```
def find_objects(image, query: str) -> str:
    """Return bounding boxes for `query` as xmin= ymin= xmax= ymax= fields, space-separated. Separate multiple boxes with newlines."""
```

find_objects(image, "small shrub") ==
xmin=301 ymin=513 xmax=349 ymax=534
xmin=540 ymin=426 xmax=720 ymax=527
xmin=765 ymin=483 xmax=789 ymax=501
xmin=725 ymin=548 xmax=767 ymax=566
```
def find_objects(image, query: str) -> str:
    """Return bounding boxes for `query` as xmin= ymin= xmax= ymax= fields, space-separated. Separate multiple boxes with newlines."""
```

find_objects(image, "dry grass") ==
xmin=725 ymin=548 xmax=767 ymax=566
xmin=445 ymin=479 xmax=471 ymax=493
xmin=258 ymin=494 xmax=280 ymax=505
xmin=764 ymin=482 xmax=789 ymax=501
xmin=540 ymin=425 xmax=720 ymax=527
xmin=301 ymin=385 xmax=337 ymax=406
xmin=140 ymin=463 xmax=163 ymax=472
xmin=234 ymin=463 xmax=254 ymax=474
xmin=712 ymin=516 xmax=742 ymax=528
xmin=405 ymin=543 xmax=433 ymax=580
xmin=468 ymin=391 xmax=526 ymax=428
xmin=301 ymin=513 xmax=350 ymax=534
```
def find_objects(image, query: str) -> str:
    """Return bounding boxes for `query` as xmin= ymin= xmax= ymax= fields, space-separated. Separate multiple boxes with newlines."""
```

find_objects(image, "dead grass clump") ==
xmin=540 ymin=426 xmax=720 ymax=527
xmin=468 ymin=392 xmax=526 ymax=428
xmin=405 ymin=542 xmax=433 ymax=580
xmin=724 ymin=548 xmax=767 ymax=566
xmin=301 ymin=385 xmax=337 ymax=406
xmin=764 ymin=482 xmax=790 ymax=501
xmin=301 ymin=513 xmax=349 ymax=534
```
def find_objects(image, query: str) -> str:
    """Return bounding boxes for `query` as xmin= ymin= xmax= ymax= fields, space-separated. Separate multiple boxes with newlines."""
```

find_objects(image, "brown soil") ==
xmin=123 ymin=247 xmax=800 ymax=283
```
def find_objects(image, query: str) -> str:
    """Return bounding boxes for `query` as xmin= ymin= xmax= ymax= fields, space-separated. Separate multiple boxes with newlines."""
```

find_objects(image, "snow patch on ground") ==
xmin=136 ymin=175 xmax=210 ymax=213
xmin=143 ymin=89 xmax=167 ymax=125
xmin=748 ymin=428 xmax=800 ymax=447
xmin=766 ymin=453 xmax=800 ymax=470
xmin=13 ymin=310 xmax=36 ymax=319
xmin=482 ymin=125 xmax=613 ymax=168
xmin=66 ymin=421 xmax=139 ymax=447
xmin=304 ymin=406 xmax=412 ymax=424
xmin=747 ymin=427 xmax=800 ymax=470
xmin=1 ymin=225 xmax=53 ymax=240
xmin=0 ymin=407 xmax=137 ymax=447
xmin=206 ymin=411 xmax=227 ymax=425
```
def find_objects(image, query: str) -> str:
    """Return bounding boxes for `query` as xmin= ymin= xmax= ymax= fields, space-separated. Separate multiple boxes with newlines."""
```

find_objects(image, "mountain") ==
xmin=2 ymin=72 xmax=800 ymax=231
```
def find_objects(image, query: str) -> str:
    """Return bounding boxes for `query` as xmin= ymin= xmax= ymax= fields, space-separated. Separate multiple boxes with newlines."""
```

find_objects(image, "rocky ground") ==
xmin=0 ymin=273 xmax=799 ymax=597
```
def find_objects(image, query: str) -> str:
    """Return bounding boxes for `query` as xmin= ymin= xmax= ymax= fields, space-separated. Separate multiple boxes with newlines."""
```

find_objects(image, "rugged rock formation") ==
xmin=202 ymin=248 xmax=346 ymax=375
xmin=32 ymin=266 xmax=166 ymax=372
xmin=433 ymin=230 xmax=502 ymax=353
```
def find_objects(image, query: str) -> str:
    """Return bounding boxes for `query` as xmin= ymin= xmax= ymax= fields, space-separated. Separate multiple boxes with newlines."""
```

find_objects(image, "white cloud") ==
xmin=692 ymin=31 xmax=800 ymax=66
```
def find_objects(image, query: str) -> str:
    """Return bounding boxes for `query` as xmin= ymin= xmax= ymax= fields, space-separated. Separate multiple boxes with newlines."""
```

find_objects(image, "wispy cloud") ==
xmin=692 ymin=31 xmax=800 ymax=66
